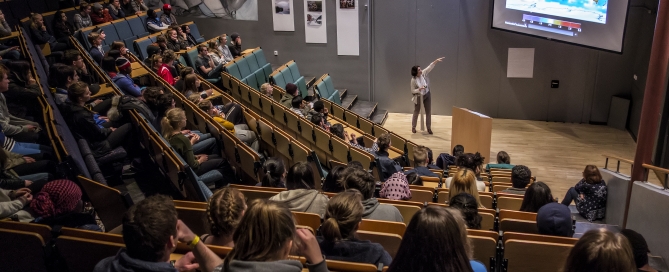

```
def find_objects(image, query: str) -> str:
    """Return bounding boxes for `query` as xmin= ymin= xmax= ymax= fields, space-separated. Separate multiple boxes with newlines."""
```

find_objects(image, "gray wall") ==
xmin=372 ymin=0 xmax=657 ymax=123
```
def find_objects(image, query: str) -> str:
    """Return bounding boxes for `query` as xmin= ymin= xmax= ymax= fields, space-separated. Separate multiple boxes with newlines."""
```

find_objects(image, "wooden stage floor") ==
xmin=383 ymin=113 xmax=659 ymax=198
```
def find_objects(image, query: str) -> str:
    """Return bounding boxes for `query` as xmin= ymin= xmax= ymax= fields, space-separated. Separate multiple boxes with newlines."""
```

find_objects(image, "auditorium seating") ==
xmin=0 ymin=229 xmax=49 ymax=272
xmin=314 ymin=74 xmax=342 ymax=105
xmin=499 ymin=209 xmax=539 ymax=234
xmin=502 ymin=232 xmax=578 ymax=272
xmin=77 ymin=176 xmax=134 ymax=232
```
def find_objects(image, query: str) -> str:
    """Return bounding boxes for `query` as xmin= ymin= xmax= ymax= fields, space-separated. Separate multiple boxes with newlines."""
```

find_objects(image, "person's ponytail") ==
xmin=160 ymin=116 xmax=171 ymax=139
xmin=321 ymin=217 xmax=343 ymax=242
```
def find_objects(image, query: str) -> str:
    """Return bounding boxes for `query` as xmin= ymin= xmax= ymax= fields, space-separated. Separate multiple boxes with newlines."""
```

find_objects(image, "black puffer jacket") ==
xmin=59 ymin=102 xmax=112 ymax=158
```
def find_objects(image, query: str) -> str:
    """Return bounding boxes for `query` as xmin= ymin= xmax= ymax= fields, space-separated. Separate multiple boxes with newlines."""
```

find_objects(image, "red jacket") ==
xmin=91 ymin=10 xmax=113 ymax=24
xmin=157 ymin=64 xmax=175 ymax=85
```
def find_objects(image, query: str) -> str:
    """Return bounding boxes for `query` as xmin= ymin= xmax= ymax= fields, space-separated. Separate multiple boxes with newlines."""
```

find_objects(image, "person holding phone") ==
xmin=410 ymin=57 xmax=444 ymax=134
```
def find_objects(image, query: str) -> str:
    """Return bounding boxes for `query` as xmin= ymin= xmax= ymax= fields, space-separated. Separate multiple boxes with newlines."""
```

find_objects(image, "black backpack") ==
xmin=107 ymin=95 xmax=155 ymax=124
xmin=436 ymin=153 xmax=457 ymax=170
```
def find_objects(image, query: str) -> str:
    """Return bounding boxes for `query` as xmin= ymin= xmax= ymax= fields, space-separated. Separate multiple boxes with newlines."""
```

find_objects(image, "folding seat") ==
xmin=326 ymin=260 xmax=380 ymax=272
xmin=479 ymin=208 xmax=496 ymax=231
xmin=358 ymin=118 xmax=374 ymax=136
xmin=299 ymin=119 xmax=315 ymax=145
xmin=45 ymin=0 xmax=59 ymax=12
xmin=503 ymin=232 xmax=578 ymax=272
xmin=249 ymin=88 xmax=262 ymax=111
xmin=27 ymin=0 xmax=47 ymax=13
xmin=497 ymin=195 xmax=524 ymax=210
xmin=0 ymin=229 xmax=48 ymax=272
xmin=272 ymin=85 xmax=285 ymax=101
xmin=409 ymin=189 xmax=434 ymax=203
xmin=176 ymin=206 xmax=208 ymax=236
xmin=220 ymin=130 xmax=240 ymax=168
xmin=273 ymin=103 xmax=288 ymax=127
xmin=406 ymin=141 xmax=419 ymax=166
xmin=373 ymin=124 xmax=389 ymax=137
xmin=281 ymin=65 xmax=294 ymax=83
xmin=238 ymin=188 xmax=280 ymax=202
xmin=238 ymin=144 xmax=261 ymax=184
xmin=254 ymin=68 xmax=267 ymax=86
xmin=288 ymin=62 xmax=302 ymax=82
xmin=499 ymin=209 xmax=539 ymax=234
xmin=9 ymin=4 xmax=31 ymax=24
xmin=56 ymin=236 xmax=124 ymax=272
xmin=467 ymin=229 xmax=498 ymax=268
xmin=259 ymin=95 xmax=274 ymax=119
xmin=258 ymin=119 xmax=275 ymax=149
xmin=350 ymin=146 xmax=373 ymax=168
xmin=42 ymin=11 xmax=57 ymax=35
xmin=296 ymin=76 xmax=308 ymax=98
xmin=315 ymin=78 xmax=331 ymax=101
xmin=284 ymin=110 xmax=301 ymax=138
xmin=292 ymin=212 xmax=321 ymax=233
xmin=330 ymin=136 xmax=350 ymax=163
xmin=78 ymin=25 xmax=98 ymax=50
xmin=391 ymin=203 xmax=421 ymax=225
xmin=242 ymin=108 xmax=260 ymax=135
xmin=357 ymin=230 xmax=402 ymax=259
xmin=246 ymin=74 xmax=259 ymax=91
xmin=59 ymin=227 xmax=124 ymax=243
xmin=187 ymin=23 xmax=205 ymax=43
xmin=0 ymin=221 xmax=52 ymax=241
xmin=226 ymin=61 xmax=242 ymax=80
xmin=133 ymin=36 xmax=154 ymax=60
xmin=77 ymin=175 xmax=133 ymax=232
xmin=330 ymin=102 xmax=346 ymax=121
xmin=254 ymin=49 xmax=268 ymax=66
xmin=138 ymin=13 xmax=148 ymax=29
xmin=493 ymin=184 xmax=513 ymax=192
xmin=236 ymin=57 xmax=252 ymax=79
xmin=100 ymin=23 xmax=120 ymax=46
xmin=480 ymin=192 xmax=494 ymax=209
xmin=274 ymin=129 xmax=292 ymax=159
xmin=313 ymin=126 xmax=331 ymax=161
xmin=174 ymin=200 xmax=208 ymax=209
xmin=126 ymin=15 xmax=149 ymax=38
xmin=344 ymin=111 xmax=358 ymax=128
xmin=230 ymin=77 xmax=242 ymax=100
xmin=272 ymin=71 xmax=288 ymax=90
xmin=321 ymin=99 xmax=333 ymax=114
xmin=245 ymin=53 xmax=260 ymax=72
xmin=291 ymin=140 xmax=324 ymax=187
xmin=186 ymin=48 xmax=199 ymax=70
xmin=64 ymin=8 xmax=78 ymax=23
xmin=389 ymin=132 xmax=407 ymax=154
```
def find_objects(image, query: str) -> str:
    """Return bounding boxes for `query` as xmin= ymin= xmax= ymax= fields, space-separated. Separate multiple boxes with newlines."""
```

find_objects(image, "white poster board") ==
xmin=273 ymin=0 xmax=295 ymax=31
xmin=304 ymin=0 xmax=327 ymax=43
xmin=507 ymin=48 xmax=535 ymax=78
xmin=336 ymin=0 xmax=359 ymax=55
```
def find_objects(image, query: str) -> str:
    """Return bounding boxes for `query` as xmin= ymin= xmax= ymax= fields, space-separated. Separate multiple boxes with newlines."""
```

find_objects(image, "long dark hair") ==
xmin=411 ymin=66 xmax=419 ymax=77
xmin=286 ymin=162 xmax=315 ymax=190
xmin=322 ymin=165 xmax=346 ymax=193
xmin=520 ymin=181 xmax=553 ymax=213
xmin=449 ymin=193 xmax=482 ymax=229
xmin=388 ymin=206 xmax=475 ymax=272
xmin=261 ymin=157 xmax=286 ymax=188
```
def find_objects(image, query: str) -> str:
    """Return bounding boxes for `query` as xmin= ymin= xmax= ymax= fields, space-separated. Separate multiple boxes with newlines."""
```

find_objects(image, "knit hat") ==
xmin=116 ymin=57 xmax=131 ymax=70
xmin=230 ymin=32 xmax=240 ymax=41
xmin=379 ymin=172 xmax=412 ymax=200
xmin=92 ymin=3 xmax=103 ymax=13
xmin=536 ymin=203 xmax=573 ymax=237
xmin=30 ymin=180 xmax=82 ymax=218
xmin=146 ymin=45 xmax=161 ymax=59
xmin=163 ymin=4 xmax=172 ymax=10
xmin=285 ymin=83 xmax=298 ymax=96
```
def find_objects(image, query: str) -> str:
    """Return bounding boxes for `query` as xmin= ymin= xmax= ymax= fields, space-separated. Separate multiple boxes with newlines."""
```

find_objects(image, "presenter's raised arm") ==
xmin=423 ymin=57 xmax=445 ymax=75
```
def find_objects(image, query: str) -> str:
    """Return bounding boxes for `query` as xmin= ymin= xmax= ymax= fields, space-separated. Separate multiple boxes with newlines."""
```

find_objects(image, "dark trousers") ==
xmin=107 ymin=123 xmax=132 ymax=149
xmin=561 ymin=187 xmax=580 ymax=206
xmin=11 ymin=130 xmax=40 ymax=143
xmin=411 ymin=91 xmax=432 ymax=130
xmin=195 ymin=155 xmax=226 ymax=187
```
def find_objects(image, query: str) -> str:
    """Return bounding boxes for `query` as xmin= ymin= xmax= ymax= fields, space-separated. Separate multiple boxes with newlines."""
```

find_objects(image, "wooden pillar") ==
xmin=627 ymin=0 xmax=669 ymax=227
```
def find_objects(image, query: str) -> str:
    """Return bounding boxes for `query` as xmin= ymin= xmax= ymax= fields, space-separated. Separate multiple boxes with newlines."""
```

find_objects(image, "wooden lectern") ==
xmin=451 ymin=107 xmax=492 ymax=163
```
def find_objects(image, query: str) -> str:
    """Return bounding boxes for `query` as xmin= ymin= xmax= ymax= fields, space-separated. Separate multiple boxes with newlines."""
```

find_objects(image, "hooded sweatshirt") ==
xmin=93 ymin=249 xmax=178 ymax=272
xmin=361 ymin=198 xmax=404 ymax=223
xmin=317 ymin=237 xmax=392 ymax=266
xmin=269 ymin=189 xmax=328 ymax=218
xmin=213 ymin=259 xmax=328 ymax=272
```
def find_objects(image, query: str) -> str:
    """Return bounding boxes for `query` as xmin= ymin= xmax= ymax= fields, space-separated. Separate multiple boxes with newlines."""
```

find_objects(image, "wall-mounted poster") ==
xmin=304 ymin=0 xmax=326 ymax=43
xmin=273 ymin=0 xmax=295 ymax=31
xmin=336 ymin=0 xmax=358 ymax=55
xmin=170 ymin=0 xmax=258 ymax=21
xmin=339 ymin=0 xmax=354 ymax=9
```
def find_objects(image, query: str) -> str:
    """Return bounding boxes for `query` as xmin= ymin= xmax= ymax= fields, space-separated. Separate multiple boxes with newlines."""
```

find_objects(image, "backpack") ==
xmin=107 ymin=95 xmax=155 ymax=124
xmin=436 ymin=153 xmax=456 ymax=170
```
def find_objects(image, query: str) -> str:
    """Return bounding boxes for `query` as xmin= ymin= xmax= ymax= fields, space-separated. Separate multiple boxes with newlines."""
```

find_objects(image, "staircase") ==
xmin=338 ymin=89 xmax=388 ymax=125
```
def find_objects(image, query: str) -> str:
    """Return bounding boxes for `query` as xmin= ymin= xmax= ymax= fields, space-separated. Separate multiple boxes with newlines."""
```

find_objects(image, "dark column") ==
xmin=627 ymin=0 xmax=669 ymax=227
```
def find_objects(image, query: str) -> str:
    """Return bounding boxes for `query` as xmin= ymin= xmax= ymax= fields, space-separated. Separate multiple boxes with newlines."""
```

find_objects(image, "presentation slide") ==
xmin=492 ymin=0 xmax=629 ymax=52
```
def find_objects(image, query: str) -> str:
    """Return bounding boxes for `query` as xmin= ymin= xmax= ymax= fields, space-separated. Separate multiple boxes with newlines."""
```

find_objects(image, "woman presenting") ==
xmin=411 ymin=57 xmax=444 ymax=134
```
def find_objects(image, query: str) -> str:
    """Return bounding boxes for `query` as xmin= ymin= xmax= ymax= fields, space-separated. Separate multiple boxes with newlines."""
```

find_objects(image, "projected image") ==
xmin=506 ymin=0 xmax=608 ymax=24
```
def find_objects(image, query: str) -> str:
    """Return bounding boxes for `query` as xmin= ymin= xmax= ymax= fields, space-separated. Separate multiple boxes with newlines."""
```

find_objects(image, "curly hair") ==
xmin=456 ymin=152 xmax=485 ymax=173
xmin=207 ymin=187 xmax=246 ymax=238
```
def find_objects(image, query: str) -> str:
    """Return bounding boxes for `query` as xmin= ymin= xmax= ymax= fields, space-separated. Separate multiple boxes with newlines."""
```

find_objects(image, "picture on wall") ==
xmin=307 ymin=1 xmax=322 ymax=12
xmin=172 ymin=0 xmax=258 ymax=21
xmin=306 ymin=13 xmax=322 ymax=25
xmin=340 ymin=0 xmax=354 ymax=9
xmin=275 ymin=0 xmax=290 ymax=14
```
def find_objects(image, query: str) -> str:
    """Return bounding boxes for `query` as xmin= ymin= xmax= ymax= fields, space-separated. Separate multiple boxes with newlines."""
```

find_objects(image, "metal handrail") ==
xmin=602 ymin=154 xmax=634 ymax=174
xmin=642 ymin=164 xmax=669 ymax=190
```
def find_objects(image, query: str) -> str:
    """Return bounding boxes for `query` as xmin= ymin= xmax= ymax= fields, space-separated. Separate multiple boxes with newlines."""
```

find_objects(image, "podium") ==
xmin=451 ymin=107 xmax=492 ymax=163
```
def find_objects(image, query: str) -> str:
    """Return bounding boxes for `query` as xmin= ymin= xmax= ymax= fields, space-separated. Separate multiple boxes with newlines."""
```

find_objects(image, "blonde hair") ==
xmin=206 ymin=187 xmax=247 ymax=240
xmin=30 ymin=13 xmax=43 ymax=30
xmin=448 ymin=168 xmax=483 ymax=208
xmin=160 ymin=108 xmax=185 ymax=139
xmin=224 ymin=199 xmax=295 ymax=269
xmin=151 ymin=54 xmax=162 ymax=68
xmin=321 ymin=191 xmax=363 ymax=243
xmin=413 ymin=145 xmax=428 ymax=166
xmin=260 ymin=83 xmax=272 ymax=96
xmin=162 ymin=50 xmax=176 ymax=64
xmin=208 ymin=40 xmax=222 ymax=56
xmin=188 ymin=93 xmax=202 ymax=104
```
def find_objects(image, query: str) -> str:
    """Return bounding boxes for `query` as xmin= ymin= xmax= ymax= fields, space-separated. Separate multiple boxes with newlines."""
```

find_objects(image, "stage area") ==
xmin=383 ymin=113 xmax=660 ymax=198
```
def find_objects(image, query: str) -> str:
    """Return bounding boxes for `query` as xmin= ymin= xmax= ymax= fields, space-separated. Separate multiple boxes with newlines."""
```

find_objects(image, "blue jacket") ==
xmin=404 ymin=166 xmax=439 ymax=178
xmin=112 ymin=73 xmax=142 ymax=97
xmin=90 ymin=47 xmax=103 ymax=64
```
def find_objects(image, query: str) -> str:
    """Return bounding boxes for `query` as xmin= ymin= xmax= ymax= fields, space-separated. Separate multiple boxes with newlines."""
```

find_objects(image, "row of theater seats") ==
xmin=269 ymin=60 xmax=310 ymax=98
xmin=1 ymin=0 xmax=69 ymax=29
xmin=201 ymin=46 xmax=273 ymax=87
xmin=314 ymin=73 xmax=343 ymax=104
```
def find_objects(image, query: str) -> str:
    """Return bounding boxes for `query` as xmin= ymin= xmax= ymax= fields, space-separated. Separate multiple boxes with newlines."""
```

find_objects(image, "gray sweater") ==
xmin=269 ymin=189 xmax=329 ymax=218
xmin=0 ymin=93 xmax=38 ymax=135
xmin=213 ymin=259 xmax=328 ymax=272
xmin=362 ymin=198 xmax=404 ymax=223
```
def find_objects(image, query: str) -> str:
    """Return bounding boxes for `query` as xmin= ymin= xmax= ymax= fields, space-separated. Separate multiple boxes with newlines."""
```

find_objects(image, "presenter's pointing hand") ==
xmin=435 ymin=57 xmax=445 ymax=62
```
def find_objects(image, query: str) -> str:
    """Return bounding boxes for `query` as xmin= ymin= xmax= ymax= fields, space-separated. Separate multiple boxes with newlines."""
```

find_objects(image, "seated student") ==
xmin=448 ymin=169 xmax=484 ymax=208
xmin=258 ymin=157 xmax=286 ymax=188
xmin=0 ymin=146 xmax=54 ymax=193
xmin=195 ymin=45 xmax=224 ymax=79
xmin=146 ymin=9 xmax=169 ymax=32
xmin=562 ymin=229 xmax=635 ymax=272
xmin=144 ymin=45 xmax=161 ymax=67
xmin=444 ymin=153 xmax=487 ymax=191
xmin=318 ymin=190 xmax=392 ymax=265
xmin=207 ymin=40 xmax=224 ymax=66
xmin=29 ymin=13 xmax=69 ymax=53
xmin=61 ymin=82 xmax=133 ymax=158
xmin=110 ymin=41 xmax=133 ymax=61
xmin=500 ymin=165 xmax=532 ymax=195
xmin=269 ymin=162 xmax=329 ymax=218
xmin=181 ymin=24 xmax=198 ymax=47
xmin=73 ymin=3 xmax=93 ymax=30
xmin=379 ymin=172 xmax=411 ymax=201
xmin=620 ymin=229 xmax=659 ymax=272
xmin=449 ymin=193 xmax=482 ymax=230
xmin=329 ymin=124 xmax=379 ymax=154
xmin=406 ymin=172 xmax=422 ymax=186
xmin=166 ymin=28 xmax=186 ymax=51
xmin=198 ymin=100 xmax=259 ymax=152
xmin=151 ymin=35 xmax=169 ymax=55
xmin=51 ymin=10 xmax=75 ymax=40
xmin=306 ymin=100 xmax=329 ymax=124
xmin=437 ymin=144 xmax=464 ymax=170
xmin=519 ymin=181 xmax=554 ymax=213
xmin=486 ymin=151 xmax=514 ymax=170
xmin=202 ymin=187 xmax=247 ymax=247
xmin=290 ymin=95 xmax=307 ymax=118
xmin=375 ymin=133 xmax=401 ymax=181
xmin=425 ymin=147 xmax=441 ymax=170
xmin=344 ymin=168 xmax=403 ymax=222
xmin=107 ymin=0 xmax=126 ymax=19
xmin=4 ymin=61 xmax=41 ymax=117
xmin=90 ymin=3 xmax=113 ymax=25
xmin=151 ymin=54 xmax=174 ymax=85
xmin=130 ymin=0 xmax=149 ymax=14
xmin=217 ymin=34 xmax=234 ymax=63
xmin=0 ymin=67 xmax=41 ymax=143
xmin=31 ymin=179 xmax=100 ymax=231
xmin=88 ymin=32 xmax=105 ymax=64
xmin=162 ymin=108 xmax=228 ymax=188
xmin=101 ymin=56 xmax=118 ymax=77
xmin=322 ymin=165 xmax=346 ymax=193
xmin=64 ymin=50 xmax=99 ymax=92
xmin=112 ymin=58 xmax=143 ymax=97
xmin=0 ymin=186 xmax=33 ymax=222
xmin=310 ymin=114 xmax=328 ymax=131
xmin=228 ymin=32 xmax=243 ymax=58
xmin=387 ymin=206 xmax=487 ymax=272
xmin=93 ymin=195 xmax=200 ymax=272
xmin=280 ymin=83 xmax=300 ymax=109
xmin=183 ymin=74 xmax=213 ymax=98
xmin=404 ymin=145 xmax=439 ymax=178
xmin=536 ymin=202 xmax=573 ymax=237
xmin=160 ymin=4 xmax=178 ymax=25
xmin=561 ymin=165 xmax=607 ymax=222
xmin=174 ymin=67 xmax=194 ymax=91
xmin=260 ymin=82 xmax=273 ymax=97
xmin=175 ymin=199 xmax=327 ymax=272
xmin=0 ymin=124 xmax=53 ymax=157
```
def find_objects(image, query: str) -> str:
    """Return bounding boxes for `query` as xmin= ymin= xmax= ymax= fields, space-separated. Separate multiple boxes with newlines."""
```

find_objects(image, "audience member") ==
xmin=229 ymin=32 xmax=242 ymax=57
xmin=73 ymin=3 xmax=93 ymax=30
xmin=561 ymin=165 xmax=607 ymax=222
xmin=0 ymin=185 xmax=33 ymax=221
xmin=322 ymin=165 xmax=346 ymax=193
xmin=120 ymin=0 xmax=139 ymax=16
xmin=151 ymin=35 xmax=168 ymax=54
xmin=195 ymin=45 xmax=224 ymax=79
xmin=291 ymin=95 xmax=306 ymax=117
xmin=425 ymin=147 xmax=440 ymax=170
xmin=88 ymin=32 xmax=105 ymax=64
xmin=344 ymin=168 xmax=403 ymax=222
xmin=50 ymin=64 xmax=106 ymax=113
xmin=152 ymin=54 xmax=174 ymax=85
xmin=52 ymin=10 xmax=75 ymax=40
xmin=0 ymin=10 xmax=11 ymax=38
xmin=536 ymin=202 xmax=573 ymax=237
xmin=162 ymin=50 xmax=180 ymax=78
xmin=106 ymin=49 xmax=122 ymax=60
xmin=500 ymin=165 xmax=532 ymax=195
xmin=437 ymin=144 xmax=464 ymax=169
xmin=562 ymin=229 xmax=635 ymax=272
xmin=486 ymin=151 xmax=514 ymax=170
xmin=310 ymin=114 xmax=327 ymax=131
xmin=444 ymin=152 xmax=486 ymax=191
xmin=146 ymin=9 xmax=168 ymax=32
xmin=406 ymin=172 xmax=422 ymax=186
xmin=31 ymin=179 xmax=100 ymax=231
xmin=64 ymin=50 xmax=98 ymax=90
xmin=0 ymin=124 xmax=53 ymax=157
xmin=174 ymin=67 xmax=193 ymax=91
xmin=449 ymin=193 xmax=482 ymax=229
xmin=198 ymin=100 xmax=259 ymax=152
xmin=166 ymin=29 xmax=186 ymax=51
xmin=306 ymin=100 xmax=328 ymax=123
xmin=93 ymin=195 xmax=198 ymax=272
xmin=318 ymin=190 xmax=392 ymax=265
xmin=280 ymin=83 xmax=300 ymax=108
xmin=374 ymin=136 xmax=399 ymax=181
xmin=404 ymin=145 xmax=439 ymax=178
xmin=620 ymin=229 xmax=658 ymax=272
xmin=107 ymin=0 xmax=126 ymax=19
xmin=387 ymin=205 xmax=487 ymax=272
xmin=29 ymin=13 xmax=69 ymax=52
xmin=183 ymin=74 xmax=213 ymax=98
xmin=0 ymin=66 xmax=41 ymax=143
xmin=101 ymin=56 xmax=118 ymax=76
xmin=520 ymin=181 xmax=554 ymax=213
xmin=90 ymin=3 xmax=113 ymax=25
xmin=181 ymin=24 xmax=198 ymax=46
xmin=110 ymin=41 xmax=133 ymax=61
xmin=112 ymin=58 xmax=143 ymax=97
xmin=174 ymin=26 xmax=190 ymax=47
xmin=5 ymin=61 xmax=41 ymax=116
xmin=144 ymin=45 xmax=161 ymax=66
xmin=160 ymin=4 xmax=178 ymax=25
xmin=259 ymin=157 xmax=286 ymax=188
xmin=217 ymin=34 xmax=234 ymax=63
xmin=131 ymin=0 xmax=149 ymax=14
xmin=453 ymin=144 xmax=465 ymax=158
xmin=380 ymin=172 xmax=411 ymax=200
xmin=269 ymin=162 xmax=328 ymax=217
xmin=448 ymin=169 xmax=484 ymax=208
xmin=202 ymin=187 xmax=247 ymax=247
